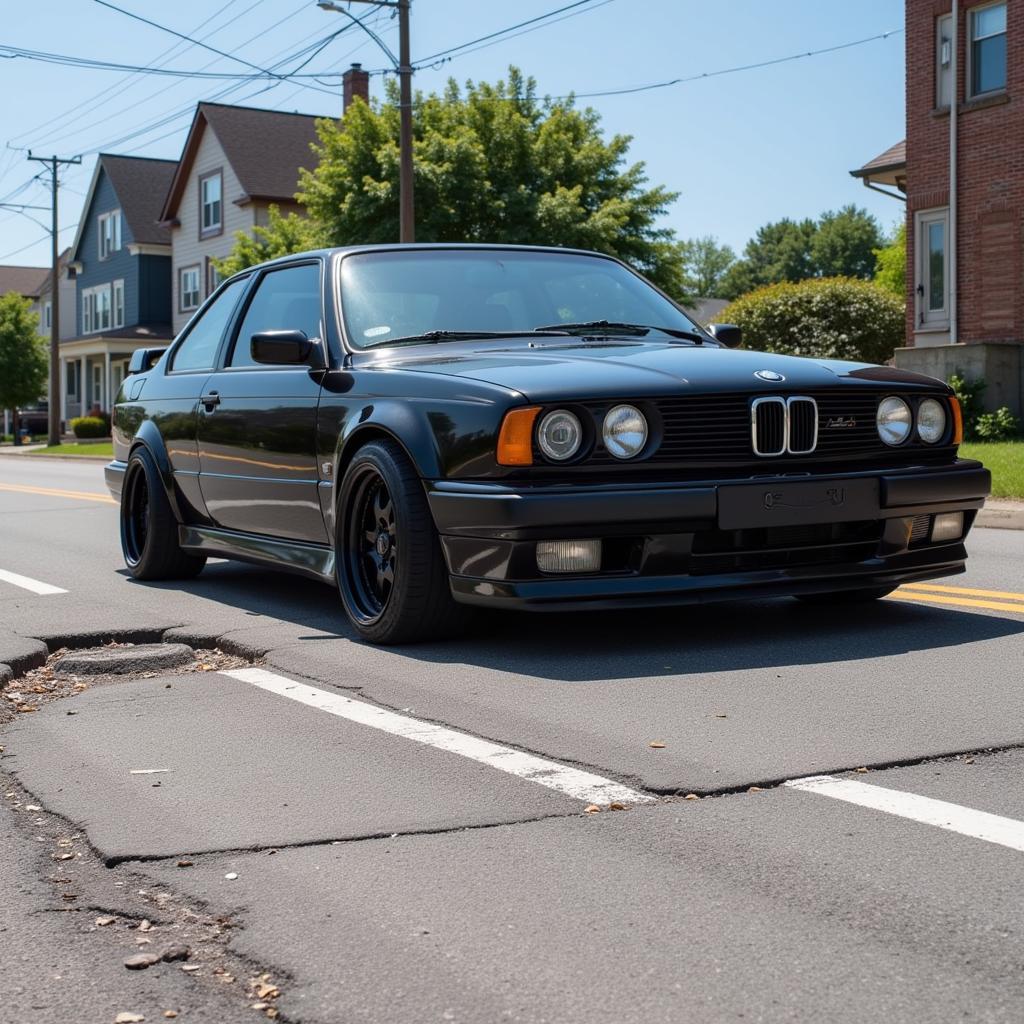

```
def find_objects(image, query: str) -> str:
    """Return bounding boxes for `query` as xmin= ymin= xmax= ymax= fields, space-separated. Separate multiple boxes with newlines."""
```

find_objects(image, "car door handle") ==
xmin=200 ymin=390 xmax=221 ymax=411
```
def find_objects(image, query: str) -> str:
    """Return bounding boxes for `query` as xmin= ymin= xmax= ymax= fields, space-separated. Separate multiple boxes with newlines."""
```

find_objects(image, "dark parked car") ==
xmin=106 ymin=245 xmax=990 ymax=643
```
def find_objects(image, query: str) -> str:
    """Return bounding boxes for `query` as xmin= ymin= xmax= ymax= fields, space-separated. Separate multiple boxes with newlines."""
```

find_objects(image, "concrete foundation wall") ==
xmin=893 ymin=343 xmax=1024 ymax=418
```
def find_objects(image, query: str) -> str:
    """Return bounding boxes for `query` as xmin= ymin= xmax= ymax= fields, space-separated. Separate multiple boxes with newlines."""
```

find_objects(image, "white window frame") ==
xmin=968 ymin=1 xmax=1008 ymax=99
xmin=43 ymin=301 xmax=52 ymax=330
xmin=915 ymin=208 xmax=951 ymax=330
xmin=179 ymin=265 xmax=201 ymax=313
xmin=92 ymin=363 xmax=103 ymax=409
xmin=112 ymin=278 xmax=125 ymax=329
xmin=200 ymin=171 xmax=223 ymax=237
xmin=98 ymin=210 xmax=122 ymax=260
xmin=936 ymin=13 xmax=954 ymax=108
xmin=81 ymin=283 xmax=114 ymax=334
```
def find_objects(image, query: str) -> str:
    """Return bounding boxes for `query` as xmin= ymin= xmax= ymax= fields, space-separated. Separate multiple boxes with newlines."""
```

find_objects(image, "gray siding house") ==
xmin=64 ymin=154 xmax=176 ymax=421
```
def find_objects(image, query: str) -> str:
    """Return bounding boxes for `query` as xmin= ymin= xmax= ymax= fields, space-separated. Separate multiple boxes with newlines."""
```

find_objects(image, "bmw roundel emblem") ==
xmin=754 ymin=370 xmax=786 ymax=382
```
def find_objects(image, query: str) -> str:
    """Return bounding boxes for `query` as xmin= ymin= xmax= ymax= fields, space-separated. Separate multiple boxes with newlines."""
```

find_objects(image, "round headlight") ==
xmin=876 ymin=396 xmax=912 ymax=446
xmin=537 ymin=409 xmax=582 ymax=461
xmin=917 ymin=398 xmax=947 ymax=444
xmin=602 ymin=404 xmax=648 ymax=459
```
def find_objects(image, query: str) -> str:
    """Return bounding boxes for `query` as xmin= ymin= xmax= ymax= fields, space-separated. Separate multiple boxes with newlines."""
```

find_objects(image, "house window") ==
xmin=915 ymin=208 xmax=950 ymax=329
xmin=65 ymin=360 xmax=78 ymax=399
xmin=936 ymin=14 xmax=954 ymax=108
xmin=179 ymin=265 xmax=201 ymax=313
xmin=98 ymin=210 xmax=122 ymax=260
xmin=113 ymin=279 xmax=125 ymax=329
xmin=92 ymin=363 xmax=103 ymax=410
xmin=43 ymin=301 xmax=52 ymax=330
xmin=969 ymin=2 xmax=1007 ymax=97
xmin=81 ymin=284 xmax=113 ymax=334
xmin=206 ymin=257 xmax=225 ymax=296
xmin=200 ymin=171 xmax=223 ymax=237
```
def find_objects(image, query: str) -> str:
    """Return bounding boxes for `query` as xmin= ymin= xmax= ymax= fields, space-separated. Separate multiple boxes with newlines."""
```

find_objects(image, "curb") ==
xmin=0 ymin=452 xmax=110 ymax=463
xmin=976 ymin=501 xmax=1024 ymax=531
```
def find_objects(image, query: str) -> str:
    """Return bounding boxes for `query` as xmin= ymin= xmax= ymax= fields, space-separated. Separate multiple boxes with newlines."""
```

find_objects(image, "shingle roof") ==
xmin=101 ymin=154 xmax=178 ymax=245
xmin=851 ymin=140 xmax=906 ymax=177
xmin=160 ymin=102 xmax=323 ymax=221
xmin=0 ymin=264 xmax=48 ymax=299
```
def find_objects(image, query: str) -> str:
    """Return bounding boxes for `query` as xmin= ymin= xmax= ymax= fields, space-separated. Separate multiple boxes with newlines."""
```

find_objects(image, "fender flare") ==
xmin=128 ymin=420 xmax=186 ymax=523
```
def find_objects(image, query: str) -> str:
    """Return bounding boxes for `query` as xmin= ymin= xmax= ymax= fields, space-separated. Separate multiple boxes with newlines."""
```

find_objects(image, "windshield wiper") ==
xmin=363 ymin=329 xmax=569 ymax=349
xmin=531 ymin=320 xmax=707 ymax=344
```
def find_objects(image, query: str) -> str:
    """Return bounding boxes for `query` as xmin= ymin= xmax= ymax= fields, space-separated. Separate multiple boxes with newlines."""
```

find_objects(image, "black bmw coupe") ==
xmin=106 ymin=245 xmax=990 ymax=643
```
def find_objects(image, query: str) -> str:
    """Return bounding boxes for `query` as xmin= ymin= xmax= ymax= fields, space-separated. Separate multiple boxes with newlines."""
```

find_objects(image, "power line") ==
xmin=557 ymin=28 xmax=904 ymax=100
xmin=412 ymin=0 xmax=610 ymax=69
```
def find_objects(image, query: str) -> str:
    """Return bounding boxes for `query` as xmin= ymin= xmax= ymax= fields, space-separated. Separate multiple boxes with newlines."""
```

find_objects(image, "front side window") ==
xmin=200 ymin=171 xmax=223 ymax=236
xmin=171 ymin=276 xmax=248 ymax=372
xmin=970 ymin=2 xmax=1007 ymax=97
xmin=339 ymin=250 xmax=700 ymax=350
xmin=179 ymin=265 xmax=201 ymax=313
xmin=230 ymin=263 xmax=321 ymax=368
xmin=98 ymin=211 xmax=121 ymax=260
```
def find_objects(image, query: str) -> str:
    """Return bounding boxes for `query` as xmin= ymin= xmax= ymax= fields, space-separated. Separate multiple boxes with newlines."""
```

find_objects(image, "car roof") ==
xmin=232 ymin=243 xmax=622 ymax=278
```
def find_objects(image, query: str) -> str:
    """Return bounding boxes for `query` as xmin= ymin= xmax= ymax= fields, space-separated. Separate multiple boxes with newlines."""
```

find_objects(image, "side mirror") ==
xmin=708 ymin=323 xmax=742 ymax=349
xmin=251 ymin=330 xmax=324 ymax=368
xmin=127 ymin=348 xmax=166 ymax=375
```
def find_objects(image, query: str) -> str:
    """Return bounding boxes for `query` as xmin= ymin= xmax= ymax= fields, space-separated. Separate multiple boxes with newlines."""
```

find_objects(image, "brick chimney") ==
xmin=343 ymin=63 xmax=370 ymax=112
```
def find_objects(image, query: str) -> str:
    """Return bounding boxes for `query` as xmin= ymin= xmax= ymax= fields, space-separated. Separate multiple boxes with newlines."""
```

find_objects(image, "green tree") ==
xmin=811 ymin=205 xmax=884 ymax=279
xmin=720 ymin=218 xmax=817 ymax=299
xmin=873 ymin=221 xmax=906 ymax=297
xmin=716 ymin=277 xmax=904 ymax=365
xmin=679 ymin=235 xmax=735 ymax=297
xmin=219 ymin=68 xmax=686 ymax=297
xmin=0 ymin=292 xmax=47 ymax=445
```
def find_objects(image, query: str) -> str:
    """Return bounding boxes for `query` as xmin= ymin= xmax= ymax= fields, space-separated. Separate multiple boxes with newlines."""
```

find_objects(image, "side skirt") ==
xmin=179 ymin=525 xmax=336 ymax=584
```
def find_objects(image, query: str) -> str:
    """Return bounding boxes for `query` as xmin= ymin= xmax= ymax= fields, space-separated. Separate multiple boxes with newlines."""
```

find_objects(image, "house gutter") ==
xmin=950 ymin=0 xmax=959 ymax=344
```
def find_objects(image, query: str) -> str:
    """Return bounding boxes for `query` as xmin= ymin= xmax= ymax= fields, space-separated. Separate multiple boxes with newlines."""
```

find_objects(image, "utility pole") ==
xmin=317 ymin=0 xmax=414 ymax=242
xmin=28 ymin=151 xmax=81 ymax=446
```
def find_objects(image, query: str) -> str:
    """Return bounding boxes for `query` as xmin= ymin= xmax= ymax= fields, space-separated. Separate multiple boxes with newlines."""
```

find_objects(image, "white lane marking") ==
xmin=223 ymin=667 xmax=654 ymax=807
xmin=0 ymin=568 xmax=67 ymax=596
xmin=786 ymin=775 xmax=1024 ymax=853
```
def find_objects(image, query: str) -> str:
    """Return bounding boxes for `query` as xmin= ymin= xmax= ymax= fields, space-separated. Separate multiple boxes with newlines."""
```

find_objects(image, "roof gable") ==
xmin=71 ymin=154 xmax=177 ymax=261
xmin=160 ymin=102 xmax=324 ymax=222
xmin=0 ymin=264 xmax=48 ymax=299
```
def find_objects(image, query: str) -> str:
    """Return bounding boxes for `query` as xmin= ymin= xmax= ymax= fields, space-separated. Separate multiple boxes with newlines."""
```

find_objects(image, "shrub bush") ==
xmin=70 ymin=416 xmax=109 ymax=439
xmin=975 ymin=407 xmax=1021 ymax=442
xmin=715 ymin=276 xmax=905 ymax=365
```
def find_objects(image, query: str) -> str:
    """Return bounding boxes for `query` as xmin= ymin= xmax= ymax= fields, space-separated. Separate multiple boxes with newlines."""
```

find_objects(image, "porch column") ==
xmin=104 ymin=350 xmax=111 ymax=411
xmin=79 ymin=355 xmax=87 ymax=417
xmin=60 ymin=356 xmax=67 ymax=429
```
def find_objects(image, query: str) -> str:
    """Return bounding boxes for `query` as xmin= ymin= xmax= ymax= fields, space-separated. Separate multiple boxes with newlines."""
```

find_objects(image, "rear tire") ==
xmin=120 ymin=446 xmax=206 ymax=580
xmin=336 ymin=439 xmax=472 ymax=644
xmin=794 ymin=585 xmax=895 ymax=604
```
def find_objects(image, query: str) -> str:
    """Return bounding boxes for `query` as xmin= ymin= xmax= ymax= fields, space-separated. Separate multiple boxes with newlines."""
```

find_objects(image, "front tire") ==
xmin=120 ymin=446 xmax=206 ymax=580
xmin=336 ymin=439 xmax=471 ymax=644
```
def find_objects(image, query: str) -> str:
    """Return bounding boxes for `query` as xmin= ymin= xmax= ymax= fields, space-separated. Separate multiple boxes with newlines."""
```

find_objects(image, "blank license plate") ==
xmin=717 ymin=478 xmax=880 ymax=530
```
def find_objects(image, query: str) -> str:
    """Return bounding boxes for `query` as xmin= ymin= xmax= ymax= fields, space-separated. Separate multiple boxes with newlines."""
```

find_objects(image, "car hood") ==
xmin=356 ymin=338 xmax=946 ymax=402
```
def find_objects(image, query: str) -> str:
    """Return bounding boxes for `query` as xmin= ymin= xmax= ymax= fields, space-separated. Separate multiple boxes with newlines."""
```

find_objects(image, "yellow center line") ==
xmin=900 ymin=581 xmax=1024 ymax=603
xmin=0 ymin=482 xmax=117 ymax=505
xmin=890 ymin=591 xmax=1024 ymax=615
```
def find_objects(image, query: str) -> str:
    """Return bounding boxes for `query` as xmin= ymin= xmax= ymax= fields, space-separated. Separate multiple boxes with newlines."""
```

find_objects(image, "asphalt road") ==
xmin=2 ymin=455 xmax=1024 ymax=1023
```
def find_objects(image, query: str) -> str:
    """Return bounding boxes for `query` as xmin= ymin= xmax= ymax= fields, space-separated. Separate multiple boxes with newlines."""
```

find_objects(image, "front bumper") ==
xmin=427 ymin=460 xmax=991 ymax=610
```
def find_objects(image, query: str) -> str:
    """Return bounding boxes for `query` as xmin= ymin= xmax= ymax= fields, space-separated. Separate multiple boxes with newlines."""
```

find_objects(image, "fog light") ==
xmin=536 ymin=539 xmax=602 ymax=574
xmin=932 ymin=512 xmax=964 ymax=543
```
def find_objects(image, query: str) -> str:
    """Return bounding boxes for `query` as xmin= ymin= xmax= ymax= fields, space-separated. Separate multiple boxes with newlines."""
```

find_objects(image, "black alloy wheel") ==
xmin=119 ymin=446 xmax=206 ymax=580
xmin=336 ymin=439 xmax=472 ymax=644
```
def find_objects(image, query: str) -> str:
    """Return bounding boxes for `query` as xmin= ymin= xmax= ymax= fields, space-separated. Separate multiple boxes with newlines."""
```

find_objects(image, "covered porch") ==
xmin=60 ymin=325 xmax=172 ymax=426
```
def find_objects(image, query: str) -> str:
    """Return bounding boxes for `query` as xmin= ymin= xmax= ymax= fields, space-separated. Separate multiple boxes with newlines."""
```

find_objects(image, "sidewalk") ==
xmin=976 ymin=499 xmax=1024 ymax=530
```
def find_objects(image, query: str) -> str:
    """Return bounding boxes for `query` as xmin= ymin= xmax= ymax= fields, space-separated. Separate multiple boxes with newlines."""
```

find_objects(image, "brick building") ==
xmin=854 ymin=0 xmax=1023 ymax=415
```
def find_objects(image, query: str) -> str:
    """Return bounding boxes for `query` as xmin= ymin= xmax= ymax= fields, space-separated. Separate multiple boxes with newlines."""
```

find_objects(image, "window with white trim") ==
xmin=112 ymin=279 xmax=125 ymax=328
xmin=969 ymin=2 xmax=1007 ymax=97
xmin=43 ymin=301 xmax=52 ymax=330
xmin=179 ymin=265 xmax=201 ymax=312
xmin=936 ymin=14 xmax=954 ymax=108
xmin=81 ymin=284 xmax=114 ymax=334
xmin=98 ymin=210 xmax=122 ymax=260
xmin=200 ymin=171 xmax=222 ymax=236
xmin=915 ymin=208 xmax=950 ymax=329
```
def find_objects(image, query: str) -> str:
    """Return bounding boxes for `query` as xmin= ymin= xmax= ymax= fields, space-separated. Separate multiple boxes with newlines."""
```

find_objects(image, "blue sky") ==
xmin=0 ymin=0 xmax=906 ymax=268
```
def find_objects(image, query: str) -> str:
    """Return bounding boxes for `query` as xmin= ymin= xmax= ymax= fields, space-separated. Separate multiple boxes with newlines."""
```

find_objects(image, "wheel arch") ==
xmin=126 ymin=421 xmax=185 ymax=523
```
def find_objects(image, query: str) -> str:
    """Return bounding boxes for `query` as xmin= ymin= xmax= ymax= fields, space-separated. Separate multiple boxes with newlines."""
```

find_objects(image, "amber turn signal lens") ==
xmin=497 ymin=406 xmax=541 ymax=466
xmin=950 ymin=396 xmax=963 ymax=445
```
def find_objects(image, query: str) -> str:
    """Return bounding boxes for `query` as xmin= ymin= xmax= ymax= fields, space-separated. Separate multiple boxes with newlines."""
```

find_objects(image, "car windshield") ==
xmin=339 ymin=249 xmax=703 ymax=349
